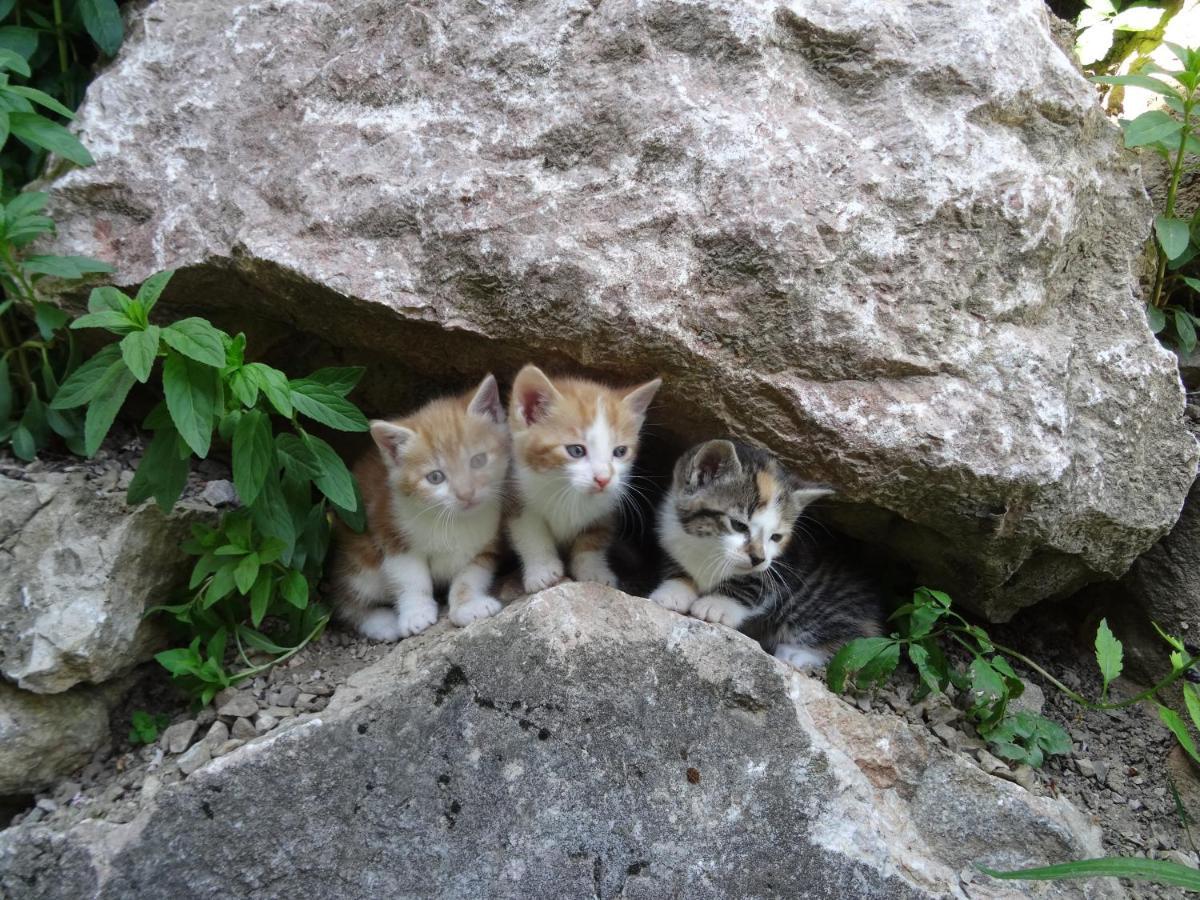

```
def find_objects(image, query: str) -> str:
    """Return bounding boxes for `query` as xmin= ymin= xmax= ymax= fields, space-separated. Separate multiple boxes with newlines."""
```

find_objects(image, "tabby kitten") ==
xmin=333 ymin=374 xmax=510 ymax=641
xmin=650 ymin=439 xmax=883 ymax=669
xmin=508 ymin=364 xmax=661 ymax=593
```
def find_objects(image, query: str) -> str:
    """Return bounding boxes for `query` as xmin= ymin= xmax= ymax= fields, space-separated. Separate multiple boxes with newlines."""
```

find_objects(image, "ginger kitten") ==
xmin=651 ymin=439 xmax=883 ymax=669
xmin=333 ymin=374 xmax=510 ymax=641
xmin=508 ymin=364 xmax=661 ymax=593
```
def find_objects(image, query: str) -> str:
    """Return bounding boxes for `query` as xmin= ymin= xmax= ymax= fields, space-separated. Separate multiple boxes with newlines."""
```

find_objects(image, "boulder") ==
xmin=0 ymin=586 xmax=1116 ymax=898
xmin=0 ymin=681 xmax=108 ymax=798
xmin=0 ymin=472 xmax=207 ymax=694
xmin=40 ymin=0 xmax=1196 ymax=619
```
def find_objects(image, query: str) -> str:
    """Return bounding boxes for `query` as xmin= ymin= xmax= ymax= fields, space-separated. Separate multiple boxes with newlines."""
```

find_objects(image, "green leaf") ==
xmin=23 ymin=254 xmax=112 ymax=279
xmin=135 ymin=269 xmax=173 ymax=314
xmin=51 ymin=344 xmax=121 ymax=409
xmin=126 ymin=426 xmax=189 ymax=512
xmin=7 ymin=86 xmax=75 ymax=119
xmin=161 ymin=317 xmax=227 ymax=367
xmin=120 ymin=326 xmax=160 ymax=383
xmin=232 ymin=409 xmax=274 ymax=506
xmin=0 ymin=356 xmax=10 ymax=424
xmin=234 ymin=553 xmax=261 ymax=595
xmin=162 ymin=350 xmax=218 ymax=458
xmin=1155 ymin=216 xmax=1191 ymax=261
xmin=204 ymin=564 xmax=237 ymax=608
xmin=827 ymin=637 xmax=898 ymax=693
xmin=969 ymin=657 xmax=1005 ymax=706
xmin=1094 ymin=618 xmax=1123 ymax=698
xmin=1123 ymin=110 xmax=1183 ymax=148
xmin=228 ymin=367 xmax=259 ymax=408
xmin=32 ymin=301 xmax=67 ymax=340
xmin=78 ymin=0 xmax=123 ymax=57
xmin=1178 ymin=308 xmax=1198 ymax=354
xmin=8 ymin=112 xmax=94 ymax=166
xmin=302 ymin=432 xmax=358 ymax=510
xmin=245 ymin=363 xmax=292 ymax=416
xmin=0 ymin=46 xmax=29 ymax=76
xmin=9 ymin=424 xmax=34 ymax=459
xmin=1147 ymin=304 xmax=1167 ymax=333
xmin=980 ymin=857 xmax=1200 ymax=890
xmin=1110 ymin=5 xmax=1164 ymax=31
xmin=87 ymin=285 xmax=128 ymax=314
xmin=237 ymin=624 xmax=290 ymax=656
xmin=1089 ymin=73 xmax=1179 ymax=98
xmin=290 ymin=380 xmax=369 ymax=432
xmin=1159 ymin=703 xmax=1200 ymax=767
xmin=249 ymin=571 xmax=271 ymax=627
xmin=250 ymin=467 xmax=297 ymax=559
xmin=305 ymin=367 xmax=365 ymax=396
xmin=1075 ymin=21 xmax=1114 ymax=66
xmin=280 ymin=569 xmax=309 ymax=609
xmin=71 ymin=309 xmax=136 ymax=333
xmin=83 ymin=361 xmax=136 ymax=456
xmin=275 ymin=432 xmax=322 ymax=479
xmin=0 ymin=27 xmax=37 ymax=62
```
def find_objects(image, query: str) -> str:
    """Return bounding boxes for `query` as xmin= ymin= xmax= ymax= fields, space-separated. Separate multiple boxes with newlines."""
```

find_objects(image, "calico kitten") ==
xmin=333 ymin=374 xmax=510 ymax=641
xmin=508 ymin=364 xmax=661 ymax=593
xmin=650 ymin=439 xmax=883 ymax=669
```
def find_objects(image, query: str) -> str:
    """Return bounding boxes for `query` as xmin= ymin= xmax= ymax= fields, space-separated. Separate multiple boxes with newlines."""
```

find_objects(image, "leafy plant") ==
xmin=981 ymin=857 xmax=1200 ymax=892
xmin=1076 ymin=0 xmax=1168 ymax=69
xmin=128 ymin=709 xmax=168 ymax=745
xmin=48 ymin=270 xmax=368 ymax=704
xmin=1090 ymin=43 xmax=1200 ymax=352
xmin=828 ymin=587 xmax=1072 ymax=768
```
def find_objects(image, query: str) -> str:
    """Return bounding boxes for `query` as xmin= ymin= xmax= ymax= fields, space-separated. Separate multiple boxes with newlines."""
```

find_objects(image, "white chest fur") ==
xmin=393 ymin=497 xmax=501 ymax=585
xmin=517 ymin=465 xmax=616 ymax=543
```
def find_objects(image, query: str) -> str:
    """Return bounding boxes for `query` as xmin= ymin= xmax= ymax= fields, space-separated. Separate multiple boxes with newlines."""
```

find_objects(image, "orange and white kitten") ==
xmin=333 ymin=375 xmax=510 ymax=641
xmin=507 ymin=364 xmax=661 ymax=593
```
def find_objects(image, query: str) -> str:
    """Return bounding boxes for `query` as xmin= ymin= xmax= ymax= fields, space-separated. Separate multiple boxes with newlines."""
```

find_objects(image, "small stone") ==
xmin=23 ymin=808 xmax=43 ymax=825
xmin=141 ymin=774 xmax=162 ymax=801
xmin=268 ymin=685 xmax=301 ymax=707
xmin=214 ymin=739 xmax=245 ymax=758
xmin=202 ymin=721 xmax=230 ymax=751
xmin=975 ymin=749 xmax=1006 ymax=775
xmin=102 ymin=782 xmax=126 ymax=803
xmin=54 ymin=780 xmax=82 ymax=804
xmin=161 ymin=720 xmax=198 ymax=754
xmin=926 ymin=705 xmax=961 ymax=727
xmin=309 ymin=682 xmax=334 ymax=697
xmin=195 ymin=706 xmax=218 ymax=728
xmin=262 ymin=705 xmax=296 ymax=719
xmin=931 ymin=723 xmax=962 ymax=751
xmin=36 ymin=798 xmax=58 ymax=814
xmin=1012 ymin=765 xmax=1037 ymax=792
xmin=200 ymin=479 xmax=239 ymax=506
xmin=1075 ymin=758 xmax=1096 ymax=779
xmin=1009 ymin=683 xmax=1044 ymax=717
xmin=231 ymin=717 xmax=256 ymax=740
xmin=1092 ymin=759 xmax=1109 ymax=784
xmin=177 ymin=741 xmax=212 ymax=776
xmin=297 ymin=693 xmax=315 ymax=707
xmin=1163 ymin=850 xmax=1199 ymax=869
xmin=117 ymin=470 xmax=134 ymax=490
xmin=855 ymin=695 xmax=871 ymax=713
xmin=216 ymin=691 xmax=258 ymax=719
xmin=255 ymin=714 xmax=279 ymax=734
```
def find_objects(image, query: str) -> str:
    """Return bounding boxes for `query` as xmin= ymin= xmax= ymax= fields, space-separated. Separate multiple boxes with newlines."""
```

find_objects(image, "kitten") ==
xmin=507 ymin=364 xmax=661 ymax=593
xmin=650 ymin=439 xmax=883 ymax=669
xmin=333 ymin=374 xmax=510 ymax=641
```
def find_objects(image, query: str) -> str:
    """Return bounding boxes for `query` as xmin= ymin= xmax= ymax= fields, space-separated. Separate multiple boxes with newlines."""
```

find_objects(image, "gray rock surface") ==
xmin=37 ymin=0 xmax=1197 ymax=619
xmin=0 ymin=682 xmax=109 ymax=797
xmin=0 ymin=586 xmax=1116 ymax=898
xmin=0 ymin=472 xmax=207 ymax=694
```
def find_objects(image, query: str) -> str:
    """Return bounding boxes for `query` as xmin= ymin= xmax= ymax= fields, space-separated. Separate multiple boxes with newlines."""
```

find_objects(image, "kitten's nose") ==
xmin=593 ymin=474 xmax=611 ymax=489
xmin=748 ymin=553 xmax=764 ymax=567
xmin=456 ymin=490 xmax=476 ymax=507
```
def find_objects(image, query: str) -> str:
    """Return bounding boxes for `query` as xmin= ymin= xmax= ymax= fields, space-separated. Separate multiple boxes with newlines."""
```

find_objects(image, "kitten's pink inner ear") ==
xmin=691 ymin=440 xmax=738 ymax=486
xmin=370 ymin=422 xmax=413 ymax=465
xmin=518 ymin=388 xmax=550 ymax=426
xmin=468 ymin=374 xmax=504 ymax=424
xmin=623 ymin=377 xmax=662 ymax=418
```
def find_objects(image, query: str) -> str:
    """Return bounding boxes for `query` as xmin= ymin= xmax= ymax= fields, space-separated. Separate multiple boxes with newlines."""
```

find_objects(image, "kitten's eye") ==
xmin=613 ymin=445 xmax=628 ymax=459
xmin=729 ymin=519 xmax=749 ymax=534
xmin=470 ymin=452 xmax=487 ymax=469
xmin=771 ymin=533 xmax=783 ymax=542
xmin=565 ymin=444 xmax=587 ymax=459
xmin=426 ymin=470 xmax=446 ymax=485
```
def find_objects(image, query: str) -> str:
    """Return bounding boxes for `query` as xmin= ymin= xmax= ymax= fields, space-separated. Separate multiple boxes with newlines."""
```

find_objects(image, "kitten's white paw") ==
xmin=450 ymin=595 xmax=502 ymax=627
xmin=774 ymin=644 xmax=829 ymax=670
xmin=357 ymin=608 xmax=403 ymax=642
xmin=523 ymin=563 xmax=566 ymax=594
xmin=571 ymin=556 xmax=618 ymax=588
xmin=396 ymin=597 xmax=439 ymax=638
xmin=650 ymin=581 xmax=696 ymax=614
xmin=691 ymin=595 xmax=750 ymax=629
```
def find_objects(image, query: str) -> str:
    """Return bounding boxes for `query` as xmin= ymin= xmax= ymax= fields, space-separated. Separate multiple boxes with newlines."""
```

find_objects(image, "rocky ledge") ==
xmin=0 ymin=586 xmax=1114 ymax=899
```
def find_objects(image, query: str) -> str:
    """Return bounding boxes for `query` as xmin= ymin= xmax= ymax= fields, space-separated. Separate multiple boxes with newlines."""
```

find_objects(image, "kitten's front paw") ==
xmin=357 ymin=608 xmax=403 ymax=642
xmin=450 ymin=595 xmax=502 ymax=627
xmin=523 ymin=563 xmax=566 ymax=594
xmin=650 ymin=581 xmax=696 ymax=614
xmin=774 ymin=644 xmax=829 ymax=671
xmin=691 ymin=595 xmax=750 ymax=629
xmin=571 ymin=556 xmax=618 ymax=588
xmin=396 ymin=597 xmax=439 ymax=637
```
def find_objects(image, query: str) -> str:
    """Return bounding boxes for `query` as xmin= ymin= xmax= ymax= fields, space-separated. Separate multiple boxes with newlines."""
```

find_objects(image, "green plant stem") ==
xmin=1151 ymin=92 xmax=1195 ymax=309
xmin=51 ymin=0 xmax=69 ymax=79
xmin=0 ymin=305 xmax=33 ymax=398
xmin=230 ymin=614 xmax=327 ymax=682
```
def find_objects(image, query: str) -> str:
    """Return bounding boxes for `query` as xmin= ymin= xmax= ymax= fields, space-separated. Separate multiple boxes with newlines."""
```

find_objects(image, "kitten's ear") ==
xmin=791 ymin=486 xmax=834 ymax=510
xmin=510 ymin=364 xmax=561 ymax=427
xmin=467 ymin=373 xmax=504 ymax=424
xmin=370 ymin=420 xmax=416 ymax=466
xmin=622 ymin=377 xmax=662 ymax=419
xmin=686 ymin=440 xmax=740 ymax=489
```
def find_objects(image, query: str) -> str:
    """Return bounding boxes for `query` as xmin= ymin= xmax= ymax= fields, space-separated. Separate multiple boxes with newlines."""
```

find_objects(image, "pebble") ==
xmin=202 ymin=721 xmax=230 ymax=752
xmin=1009 ymin=683 xmax=1045 ymax=717
xmin=141 ymin=774 xmax=162 ymax=801
xmin=195 ymin=706 xmax=217 ymax=728
xmin=231 ymin=717 xmax=257 ymax=741
xmin=975 ymin=749 xmax=1006 ymax=776
xmin=214 ymin=739 xmax=245 ymax=758
xmin=261 ymin=705 xmax=296 ymax=719
xmin=176 ymin=742 xmax=212 ymax=776
xmin=199 ymin=479 xmax=239 ymax=507
xmin=36 ymin=798 xmax=58 ymax=814
xmin=216 ymin=691 xmax=258 ymax=719
xmin=268 ymin=684 xmax=301 ymax=707
xmin=255 ymin=714 xmax=279 ymax=734
xmin=54 ymin=780 xmax=82 ymax=804
xmin=1163 ymin=850 xmax=1199 ymax=869
xmin=161 ymin=720 xmax=198 ymax=755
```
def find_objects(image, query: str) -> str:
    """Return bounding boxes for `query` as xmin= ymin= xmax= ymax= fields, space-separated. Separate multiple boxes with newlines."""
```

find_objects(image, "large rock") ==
xmin=0 ymin=681 xmax=109 ymax=798
xmin=0 ymin=472 xmax=206 ymax=694
xmin=41 ymin=0 xmax=1196 ymax=619
xmin=0 ymin=587 xmax=1115 ymax=898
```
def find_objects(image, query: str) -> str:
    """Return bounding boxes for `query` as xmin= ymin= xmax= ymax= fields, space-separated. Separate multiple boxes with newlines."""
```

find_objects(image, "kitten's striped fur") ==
xmin=333 ymin=375 xmax=510 ymax=641
xmin=651 ymin=439 xmax=883 ymax=669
